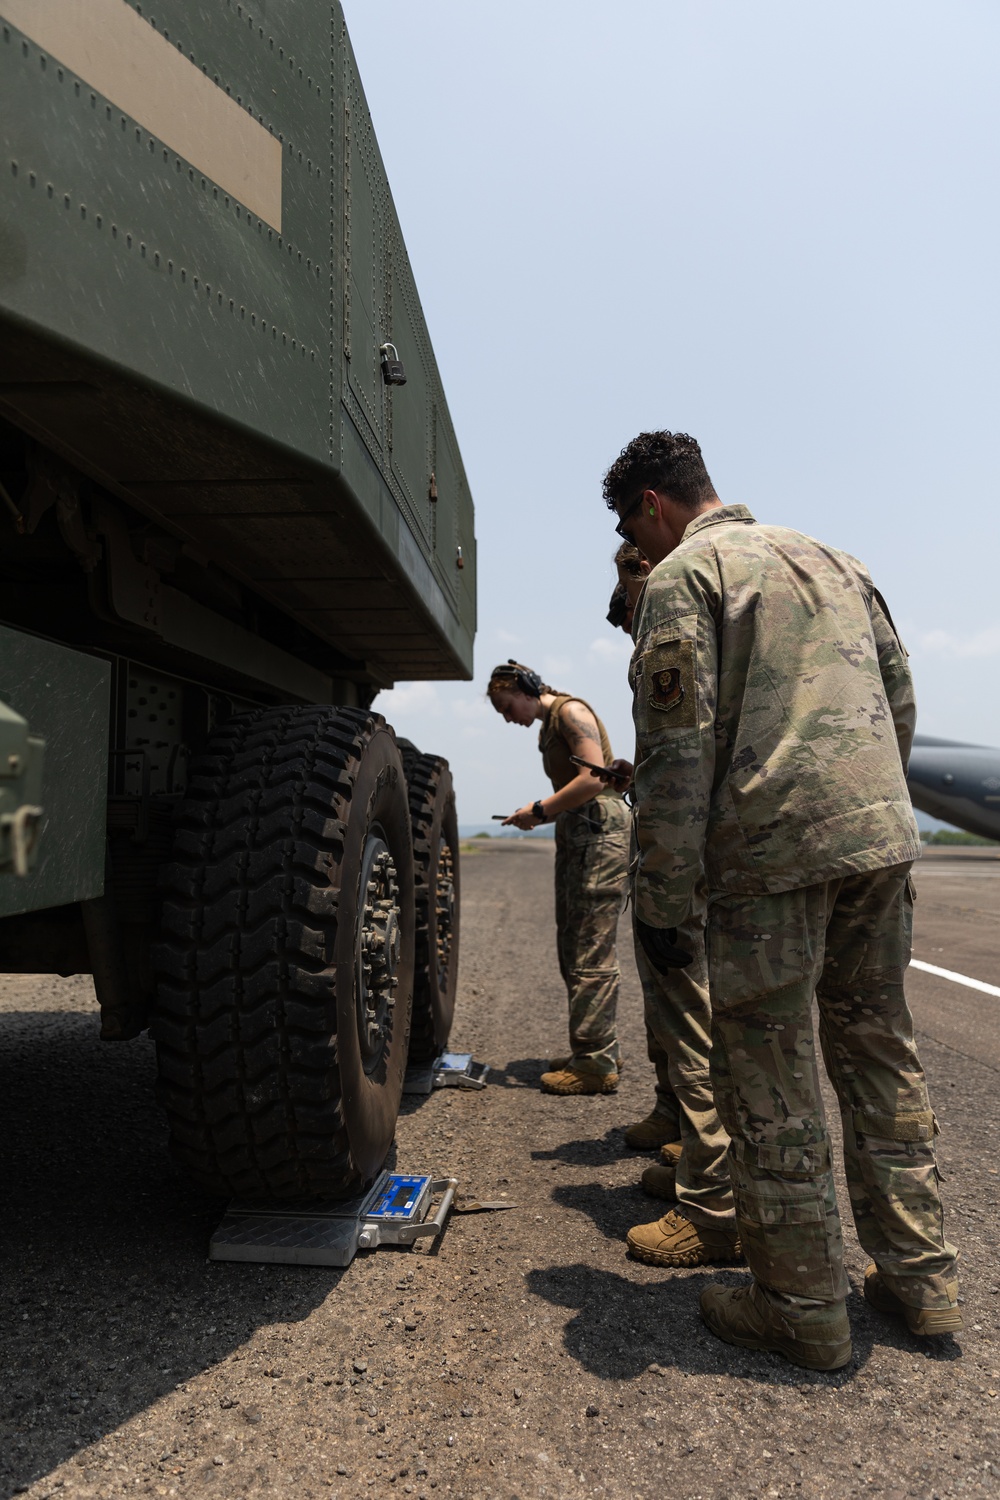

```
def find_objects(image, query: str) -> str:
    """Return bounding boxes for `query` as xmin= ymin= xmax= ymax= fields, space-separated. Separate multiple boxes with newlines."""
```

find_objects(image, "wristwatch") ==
xmin=532 ymin=799 xmax=547 ymax=823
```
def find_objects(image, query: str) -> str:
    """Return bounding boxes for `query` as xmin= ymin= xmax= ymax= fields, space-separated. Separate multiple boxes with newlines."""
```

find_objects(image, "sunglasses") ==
xmin=614 ymin=493 xmax=645 ymax=541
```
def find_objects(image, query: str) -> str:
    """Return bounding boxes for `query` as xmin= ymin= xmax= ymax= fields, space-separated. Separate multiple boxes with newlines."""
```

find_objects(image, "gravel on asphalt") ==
xmin=0 ymin=840 xmax=997 ymax=1500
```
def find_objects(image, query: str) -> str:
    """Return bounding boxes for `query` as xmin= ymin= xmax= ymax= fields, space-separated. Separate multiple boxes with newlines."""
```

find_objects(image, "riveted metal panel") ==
xmin=335 ymin=15 xmax=476 ymax=659
xmin=387 ymin=227 xmax=434 ymax=550
xmin=0 ymin=1 xmax=476 ymax=685
xmin=342 ymin=34 xmax=387 ymax=457
xmin=0 ymin=0 xmax=332 ymax=467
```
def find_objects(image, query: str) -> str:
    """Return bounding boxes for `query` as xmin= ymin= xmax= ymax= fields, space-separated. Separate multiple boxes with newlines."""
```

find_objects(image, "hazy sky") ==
xmin=344 ymin=1 xmax=1000 ymax=824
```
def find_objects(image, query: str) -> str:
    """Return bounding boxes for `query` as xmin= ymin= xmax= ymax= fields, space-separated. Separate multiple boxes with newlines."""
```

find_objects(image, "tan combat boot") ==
xmin=623 ymin=1111 xmax=680 ymax=1151
xmin=640 ymin=1140 xmax=683 ymax=1201
xmin=540 ymin=1067 xmax=618 ymax=1096
xmin=863 ymin=1264 xmax=963 ymax=1336
xmin=626 ymin=1207 xmax=741 ymax=1267
xmin=548 ymin=1054 xmax=624 ymax=1074
xmin=700 ymin=1281 xmax=852 ymax=1371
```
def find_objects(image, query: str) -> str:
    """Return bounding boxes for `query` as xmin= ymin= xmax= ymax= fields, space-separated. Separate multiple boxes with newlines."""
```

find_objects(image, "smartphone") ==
xmin=569 ymin=754 xmax=623 ymax=778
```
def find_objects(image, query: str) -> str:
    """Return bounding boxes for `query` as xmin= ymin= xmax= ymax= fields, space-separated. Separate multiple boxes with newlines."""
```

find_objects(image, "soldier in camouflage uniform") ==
xmin=488 ymin=661 xmax=630 ymax=1094
xmin=608 ymin=547 xmax=734 ymax=1231
xmin=628 ymin=885 xmax=735 ymax=1233
xmin=601 ymin=430 xmax=960 ymax=1370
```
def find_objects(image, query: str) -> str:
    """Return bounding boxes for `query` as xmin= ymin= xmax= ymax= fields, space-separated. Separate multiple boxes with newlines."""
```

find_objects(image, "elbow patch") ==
xmin=639 ymin=639 xmax=698 ymax=731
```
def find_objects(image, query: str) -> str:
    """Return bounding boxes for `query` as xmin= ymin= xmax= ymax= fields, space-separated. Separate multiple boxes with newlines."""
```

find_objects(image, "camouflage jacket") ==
xmin=629 ymin=504 xmax=920 ymax=927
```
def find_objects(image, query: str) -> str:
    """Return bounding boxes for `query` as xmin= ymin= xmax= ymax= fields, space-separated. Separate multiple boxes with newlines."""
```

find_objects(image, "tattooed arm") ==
xmin=504 ymin=700 xmax=617 ymax=827
xmin=558 ymin=700 xmax=603 ymax=762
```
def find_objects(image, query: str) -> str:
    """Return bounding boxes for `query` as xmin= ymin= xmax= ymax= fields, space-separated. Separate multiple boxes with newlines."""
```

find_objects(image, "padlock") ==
xmin=379 ymin=342 xmax=407 ymax=386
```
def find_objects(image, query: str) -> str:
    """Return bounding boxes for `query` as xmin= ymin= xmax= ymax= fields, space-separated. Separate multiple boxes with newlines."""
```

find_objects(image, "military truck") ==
xmin=0 ymin=0 xmax=473 ymax=1201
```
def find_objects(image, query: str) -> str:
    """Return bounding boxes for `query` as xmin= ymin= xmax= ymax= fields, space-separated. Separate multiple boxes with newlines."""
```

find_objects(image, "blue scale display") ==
xmin=365 ymin=1173 xmax=433 ymax=1224
xmin=438 ymin=1052 xmax=473 ymax=1073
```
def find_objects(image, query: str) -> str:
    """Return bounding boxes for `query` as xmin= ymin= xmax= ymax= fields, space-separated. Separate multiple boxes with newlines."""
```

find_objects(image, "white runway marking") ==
xmin=910 ymin=959 xmax=1000 ymax=998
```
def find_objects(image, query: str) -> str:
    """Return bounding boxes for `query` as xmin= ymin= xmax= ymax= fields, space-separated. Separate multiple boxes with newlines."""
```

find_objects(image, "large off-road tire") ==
xmin=152 ymin=706 xmax=414 ymax=1200
xmin=399 ymin=747 xmax=460 ymax=1063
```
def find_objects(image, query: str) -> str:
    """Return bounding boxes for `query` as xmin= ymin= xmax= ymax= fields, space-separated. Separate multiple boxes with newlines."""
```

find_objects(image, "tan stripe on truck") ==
xmin=1 ymin=0 xmax=282 ymax=230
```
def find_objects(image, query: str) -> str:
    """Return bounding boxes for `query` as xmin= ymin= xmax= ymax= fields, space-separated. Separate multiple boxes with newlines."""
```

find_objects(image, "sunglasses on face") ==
xmin=614 ymin=493 xmax=644 ymax=540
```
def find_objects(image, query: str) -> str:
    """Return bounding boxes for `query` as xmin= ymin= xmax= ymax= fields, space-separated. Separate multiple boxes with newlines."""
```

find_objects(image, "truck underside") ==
xmin=0 ymin=0 xmax=473 ymax=1201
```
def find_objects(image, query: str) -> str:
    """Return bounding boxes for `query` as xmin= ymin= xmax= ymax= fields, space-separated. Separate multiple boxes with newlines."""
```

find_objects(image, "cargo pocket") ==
xmin=730 ymin=1137 xmax=839 ymax=1298
xmin=733 ymin=1178 xmax=840 ymax=1299
xmin=706 ymin=889 xmax=811 ymax=1010
xmin=824 ymin=865 xmax=912 ymax=986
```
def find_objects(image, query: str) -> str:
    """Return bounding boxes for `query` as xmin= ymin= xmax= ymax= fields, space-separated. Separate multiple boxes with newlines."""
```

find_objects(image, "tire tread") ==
xmin=152 ymin=705 xmax=383 ymax=1199
xmin=400 ymin=749 xmax=460 ymax=1063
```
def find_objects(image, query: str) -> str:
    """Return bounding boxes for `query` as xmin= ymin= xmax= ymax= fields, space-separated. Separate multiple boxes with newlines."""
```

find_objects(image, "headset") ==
xmin=490 ymin=659 xmax=545 ymax=698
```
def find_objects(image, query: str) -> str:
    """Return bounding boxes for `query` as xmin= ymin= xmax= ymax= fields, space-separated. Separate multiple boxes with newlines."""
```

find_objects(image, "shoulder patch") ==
xmin=642 ymin=639 xmax=697 ymax=728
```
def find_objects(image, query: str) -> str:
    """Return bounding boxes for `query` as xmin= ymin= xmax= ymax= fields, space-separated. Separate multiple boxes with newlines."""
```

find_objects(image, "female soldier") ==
xmin=488 ymin=661 xmax=630 ymax=1095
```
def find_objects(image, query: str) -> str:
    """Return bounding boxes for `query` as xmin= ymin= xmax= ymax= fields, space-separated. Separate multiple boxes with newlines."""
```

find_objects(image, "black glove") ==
xmin=636 ymin=918 xmax=693 ymax=973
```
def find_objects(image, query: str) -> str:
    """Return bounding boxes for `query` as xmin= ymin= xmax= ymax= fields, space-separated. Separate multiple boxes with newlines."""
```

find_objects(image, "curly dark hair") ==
xmin=602 ymin=431 xmax=716 ymax=511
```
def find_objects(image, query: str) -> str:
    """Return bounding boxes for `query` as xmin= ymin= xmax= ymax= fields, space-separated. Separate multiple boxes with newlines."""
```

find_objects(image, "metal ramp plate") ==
xmin=404 ymin=1051 xmax=489 ymax=1095
xmin=210 ymin=1184 xmax=376 ymax=1267
xmin=209 ymin=1172 xmax=457 ymax=1267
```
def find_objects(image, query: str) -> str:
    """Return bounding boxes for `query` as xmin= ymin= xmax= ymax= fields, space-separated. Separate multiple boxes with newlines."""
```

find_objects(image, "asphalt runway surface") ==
xmin=0 ymin=841 xmax=998 ymax=1500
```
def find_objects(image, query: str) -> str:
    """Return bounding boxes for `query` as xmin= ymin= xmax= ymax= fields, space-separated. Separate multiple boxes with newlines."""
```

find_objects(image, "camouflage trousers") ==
xmin=707 ymin=862 xmax=958 ymax=1315
xmin=635 ymin=884 xmax=733 ymax=1224
xmin=553 ymin=797 xmax=630 ymax=1077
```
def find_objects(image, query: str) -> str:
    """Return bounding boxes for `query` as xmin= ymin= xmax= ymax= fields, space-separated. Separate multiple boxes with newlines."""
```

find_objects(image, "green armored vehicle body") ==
xmin=0 ymin=0 xmax=472 ymax=1198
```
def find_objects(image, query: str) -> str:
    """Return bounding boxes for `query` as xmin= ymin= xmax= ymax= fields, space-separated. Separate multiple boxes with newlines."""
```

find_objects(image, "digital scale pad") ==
xmin=403 ymin=1051 xmax=489 ymax=1095
xmin=209 ymin=1171 xmax=458 ymax=1268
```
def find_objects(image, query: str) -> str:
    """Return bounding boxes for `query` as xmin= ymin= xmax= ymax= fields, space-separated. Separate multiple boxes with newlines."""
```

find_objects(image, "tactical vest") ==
xmin=539 ymin=694 xmax=619 ymax=796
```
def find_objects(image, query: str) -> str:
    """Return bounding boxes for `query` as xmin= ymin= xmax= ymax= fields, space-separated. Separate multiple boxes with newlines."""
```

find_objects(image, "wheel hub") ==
xmin=357 ymin=834 xmax=401 ymax=1068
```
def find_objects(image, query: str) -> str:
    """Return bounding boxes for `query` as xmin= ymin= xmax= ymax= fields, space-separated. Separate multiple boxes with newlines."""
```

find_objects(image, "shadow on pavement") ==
xmin=397 ymin=1089 xmax=438 ymax=1118
xmin=548 ymin=1183 xmax=964 ymax=1368
xmin=0 ymin=1009 xmax=339 ymax=1499
xmin=531 ymin=1131 xmax=626 ymax=1167
xmin=551 ymin=1178 xmax=656 ymax=1241
xmin=491 ymin=1056 xmax=548 ymax=1089
xmin=528 ymin=1261 xmax=962 ymax=1387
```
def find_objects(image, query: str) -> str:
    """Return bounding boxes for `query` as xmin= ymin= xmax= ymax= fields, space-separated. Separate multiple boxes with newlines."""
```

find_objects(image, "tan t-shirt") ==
xmin=539 ymin=693 xmax=619 ymax=796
